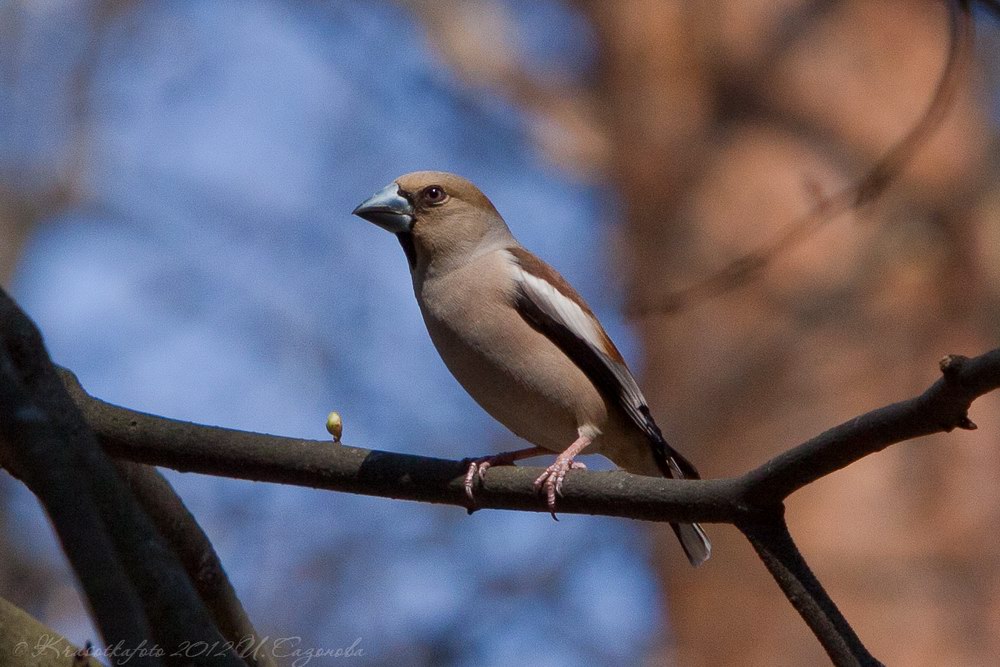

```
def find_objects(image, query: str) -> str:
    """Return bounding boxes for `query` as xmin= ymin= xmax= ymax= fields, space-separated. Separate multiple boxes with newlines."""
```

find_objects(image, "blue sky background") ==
xmin=0 ymin=1 xmax=669 ymax=665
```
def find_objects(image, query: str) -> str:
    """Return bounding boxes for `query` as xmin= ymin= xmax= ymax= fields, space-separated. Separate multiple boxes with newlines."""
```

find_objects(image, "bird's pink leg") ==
xmin=533 ymin=435 xmax=592 ymax=519
xmin=463 ymin=446 xmax=549 ymax=503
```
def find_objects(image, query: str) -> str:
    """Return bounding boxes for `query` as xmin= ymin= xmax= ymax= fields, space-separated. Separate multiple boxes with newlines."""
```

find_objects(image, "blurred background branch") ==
xmin=625 ymin=0 xmax=974 ymax=317
xmin=0 ymin=596 xmax=102 ymax=667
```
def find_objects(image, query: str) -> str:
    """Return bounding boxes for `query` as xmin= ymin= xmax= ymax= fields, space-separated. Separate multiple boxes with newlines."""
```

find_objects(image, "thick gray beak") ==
xmin=352 ymin=183 xmax=414 ymax=234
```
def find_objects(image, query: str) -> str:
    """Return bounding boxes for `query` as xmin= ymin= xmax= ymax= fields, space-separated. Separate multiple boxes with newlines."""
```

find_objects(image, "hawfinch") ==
xmin=352 ymin=172 xmax=711 ymax=566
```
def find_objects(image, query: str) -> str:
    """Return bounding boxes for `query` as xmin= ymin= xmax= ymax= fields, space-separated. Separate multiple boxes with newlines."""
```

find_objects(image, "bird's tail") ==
xmin=662 ymin=454 xmax=712 ymax=567
xmin=635 ymin=414 xmax=708 ymax=567
xmin=631 ymin=408 xmax=712 ymax=566
xmin=671 ymin=520 xmax=712 ymax=567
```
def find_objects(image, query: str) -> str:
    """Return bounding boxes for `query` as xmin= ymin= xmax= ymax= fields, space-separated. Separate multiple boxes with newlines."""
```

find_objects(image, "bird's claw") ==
xmin=462 ymin=454 xmax=518 ymax=504
xmin=533 ymin=459 xmax=586 ymax=519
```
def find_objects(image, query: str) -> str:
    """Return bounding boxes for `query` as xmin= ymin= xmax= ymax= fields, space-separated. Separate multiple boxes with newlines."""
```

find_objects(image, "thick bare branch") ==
xmin=64 ymin=376 xmax=739 ymax=523
xmin=0 ymin=289 xmax=245 ymax=667
xmin=0 ymin=348 xmax=155 ymax=666
xmin=113 ymin=461 xmax=276 ymax=667
xmin=66 ymin=348 xmax=1000 ymax=524
xmin=58 ymin=333 xmax=1000 ymax=667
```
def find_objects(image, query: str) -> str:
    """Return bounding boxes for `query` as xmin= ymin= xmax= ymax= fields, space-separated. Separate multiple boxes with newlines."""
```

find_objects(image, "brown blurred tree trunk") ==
xmin=582 ymin=1 xmax=1000 ymax=665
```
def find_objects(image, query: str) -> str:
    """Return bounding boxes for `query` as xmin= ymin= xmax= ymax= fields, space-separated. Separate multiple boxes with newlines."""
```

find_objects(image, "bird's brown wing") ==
xmin=505 ymin=247 xmax=700 ymax=480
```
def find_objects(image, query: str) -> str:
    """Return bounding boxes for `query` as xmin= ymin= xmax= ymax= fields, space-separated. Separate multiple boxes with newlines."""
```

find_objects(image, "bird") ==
xmin=352 ymin=171 xmax=711 ymax=566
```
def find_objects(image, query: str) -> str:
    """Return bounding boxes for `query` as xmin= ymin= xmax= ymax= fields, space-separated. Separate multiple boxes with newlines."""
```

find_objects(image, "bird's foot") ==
xmin=463 ymin=452 xmax=521 ymax=504
xmin=533 ymin=459 xmax=587 ymax=520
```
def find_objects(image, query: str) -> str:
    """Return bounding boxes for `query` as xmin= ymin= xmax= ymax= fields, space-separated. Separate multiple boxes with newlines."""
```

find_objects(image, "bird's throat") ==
xmin=397 ymin=231 xmax=417 ymax=270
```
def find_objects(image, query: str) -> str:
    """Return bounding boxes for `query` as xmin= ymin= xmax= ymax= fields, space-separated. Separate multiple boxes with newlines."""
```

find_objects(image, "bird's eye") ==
xmin=422 ymin=185 xmax=448 ymax=205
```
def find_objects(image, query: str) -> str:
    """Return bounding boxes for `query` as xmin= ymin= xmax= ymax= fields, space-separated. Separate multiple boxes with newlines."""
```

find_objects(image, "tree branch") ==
xmin=739 ymin=515 xmax=882 ymax=667
xmin=0 ymin=271 xmax=995 ymax=665
xmin=0 ymin=289 xmax=245 ymax=666
xmin=58 ymin=342 xmax=1000 ymax=667
xmin=64 ymin=374 xmax=740 ymax=523
xmin=113 ymin=461 xmax=276 ymax=667
xmin=65 ymin=348 xmax=1000 ymax=520
xmin=0 ymin=324 xmax=156 ymax=666
xmin=741 ymin=351 xmax=998 ymax=505
xmin=0 ymin=596 xmax=102 ymax=667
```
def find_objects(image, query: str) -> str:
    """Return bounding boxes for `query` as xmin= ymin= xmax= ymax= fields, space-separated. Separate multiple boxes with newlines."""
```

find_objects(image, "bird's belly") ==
xmin=421 ymin=309 xmax=605 ymax=453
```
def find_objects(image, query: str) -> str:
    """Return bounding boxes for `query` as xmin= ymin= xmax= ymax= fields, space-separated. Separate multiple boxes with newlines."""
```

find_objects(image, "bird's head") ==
xmin=352 ymin=171 xmax=513 ymax=270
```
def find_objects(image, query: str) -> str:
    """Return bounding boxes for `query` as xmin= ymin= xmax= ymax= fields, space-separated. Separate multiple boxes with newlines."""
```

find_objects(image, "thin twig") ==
xmin=740 ymin=351 xmax=998 ymax=505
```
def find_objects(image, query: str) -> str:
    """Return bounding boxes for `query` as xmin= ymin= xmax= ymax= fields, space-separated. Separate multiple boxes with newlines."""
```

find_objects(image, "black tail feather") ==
xmin=640 ymin=406 xmax=701 ymax=481
xmin=642 ymin=408 xmax=711 ymax=566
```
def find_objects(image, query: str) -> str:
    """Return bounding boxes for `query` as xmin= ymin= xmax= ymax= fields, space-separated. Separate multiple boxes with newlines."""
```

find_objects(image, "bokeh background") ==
xmin=1 ymin=1 xmax=999 ymax=665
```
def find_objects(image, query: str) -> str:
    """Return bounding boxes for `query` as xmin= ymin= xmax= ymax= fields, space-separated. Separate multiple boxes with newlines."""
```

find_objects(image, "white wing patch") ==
xmin=515 ymin=266 xmax=605 ymax=350
xmin=507 ymin=253 xmax=651 ymax=426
